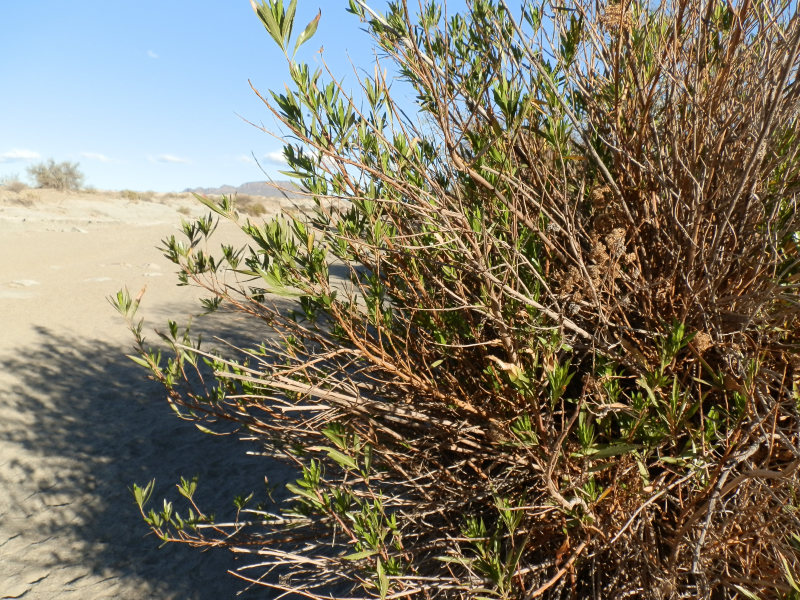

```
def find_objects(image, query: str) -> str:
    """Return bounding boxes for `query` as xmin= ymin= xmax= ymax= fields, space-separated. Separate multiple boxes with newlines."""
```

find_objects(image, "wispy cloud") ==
xmin=0 ymin=148 xmax=40 ymax=163
xmin=237 ymin=151 xmax=285 ymax=167
xmin=151 ymin=154 xmax=191 ymax=165
xmin=147 ymin=50 xmax=159 ymax=59
xmin=81 ymin=152 xmax=113 ymax=163
xmin=263 ymin=150 xmax=286 ymax=165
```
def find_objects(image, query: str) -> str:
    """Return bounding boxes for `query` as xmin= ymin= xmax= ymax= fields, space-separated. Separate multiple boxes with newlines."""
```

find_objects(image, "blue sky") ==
xmin=0 ymin=1 xmax=390 ymax=192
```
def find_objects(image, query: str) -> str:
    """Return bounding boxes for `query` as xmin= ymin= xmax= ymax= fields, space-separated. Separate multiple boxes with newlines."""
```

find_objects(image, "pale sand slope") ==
xmin=0 ymin=188 xmax=306 ymax=599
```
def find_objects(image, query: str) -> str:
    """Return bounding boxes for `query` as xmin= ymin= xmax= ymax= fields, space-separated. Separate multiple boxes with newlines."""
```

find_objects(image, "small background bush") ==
xmin=27 ymin=159 xmax=84 ymax=191
xmin=0 ymin=174 xmax=28 ymax=193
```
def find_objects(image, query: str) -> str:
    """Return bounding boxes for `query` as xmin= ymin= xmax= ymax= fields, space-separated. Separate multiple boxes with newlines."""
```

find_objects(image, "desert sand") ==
xmin=0 ymin=187 xmax=306 ymax=599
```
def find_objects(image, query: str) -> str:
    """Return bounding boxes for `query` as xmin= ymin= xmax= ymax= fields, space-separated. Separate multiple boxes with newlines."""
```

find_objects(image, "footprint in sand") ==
xmin=141 ymin=263 xmax=163 ymax=277
xmin=2 ymin=280 xmax=39 ymax=299
xmin=7 ymin=280 xmax=40 ymax=289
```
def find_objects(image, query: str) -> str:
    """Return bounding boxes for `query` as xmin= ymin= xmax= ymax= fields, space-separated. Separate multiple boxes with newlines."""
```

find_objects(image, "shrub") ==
xmin=27 ymin=159 xmax=84 ymax=191
xmin=0 ymin=174 xmax=28 ymax=193
xmin=116 ymin=1 xmax=800 ymax=598
xmin=120 ymin=189 xmax=141 ymax=202
xmin=235 ymin=193 xmax=269 ymax=216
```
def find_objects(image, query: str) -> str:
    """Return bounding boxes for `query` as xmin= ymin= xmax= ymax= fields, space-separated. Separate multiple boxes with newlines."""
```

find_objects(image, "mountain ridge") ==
xmin=183 ymin=180 xmax=301 ymax=198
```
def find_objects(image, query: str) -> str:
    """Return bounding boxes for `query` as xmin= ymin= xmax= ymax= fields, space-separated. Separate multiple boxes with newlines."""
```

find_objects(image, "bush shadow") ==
xmin=0 ymin=305 xmax=300 ymax=599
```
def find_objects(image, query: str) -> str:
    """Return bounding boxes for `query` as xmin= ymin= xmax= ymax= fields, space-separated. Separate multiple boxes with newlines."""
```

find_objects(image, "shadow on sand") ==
xmin=0 ymin=309 xmax=300 ymax=598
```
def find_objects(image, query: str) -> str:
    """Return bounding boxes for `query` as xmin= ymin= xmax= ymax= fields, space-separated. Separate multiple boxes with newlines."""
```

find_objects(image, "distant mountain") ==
xmin=183 ymin=180 xmax=302 ymax=198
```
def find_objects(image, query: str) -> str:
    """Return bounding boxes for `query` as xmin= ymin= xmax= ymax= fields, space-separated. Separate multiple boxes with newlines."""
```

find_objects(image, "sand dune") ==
xmin=0 ymin=187 xmax=300 ymax=599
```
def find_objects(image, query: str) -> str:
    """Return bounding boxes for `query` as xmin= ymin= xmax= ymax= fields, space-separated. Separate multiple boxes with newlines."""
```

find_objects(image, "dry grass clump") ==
xmin=234 ymin=193 xmax=269 ymax=216
xmin=117 ymin=1 xmax=800 ymax=598
xmin=1 ymin=174 xmax=28 ymax=193
xmin=120 ymin=189 xmax=157 ymax=203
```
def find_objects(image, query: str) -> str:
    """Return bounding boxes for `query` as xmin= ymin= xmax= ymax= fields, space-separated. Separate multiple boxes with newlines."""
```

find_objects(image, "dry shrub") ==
xmin=117 ymin=1 xmax=800 ymax=598
xmin=1 ymin=175 xmax=28 ymax=193
xmin=27 ymin=159 xmax=84 ymax=191
xmin=234 ymin=193 xmax=269 ymax=216
xmin=120 ymin=189 xmax=141 ymax=202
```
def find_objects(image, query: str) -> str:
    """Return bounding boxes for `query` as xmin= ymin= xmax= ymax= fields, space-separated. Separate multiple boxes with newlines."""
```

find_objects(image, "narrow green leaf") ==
xmin=193 ymin=193 xmax=233 ymax=218
xmin=582 ymin=443 xmax=642 ymax=459
xmin=343 ymin=549 xmax=378 ymax=561
xmin=254 ymin=267 xmax=305 ymax=298
xmin=127 ymin=354 xmax=151 ymax=368
xmin=293 ymin=10 xmax=320 ymax=57
xmin=733 ymin=585 xmax=762 ymax=600
xmin=195 ymin=423 xmax=226 ymax=436
xmin=286 ymin=482 xmax=320 ymax=504
xmin=782 ymin=555 xmax=800 ymax=592
xmin=376 ymin=558 xmax=389 ymax=599
xmin=284 ymin=0 xmax=297 ymax=47
xmin=310 ymin=446 xmax=358 ymax=470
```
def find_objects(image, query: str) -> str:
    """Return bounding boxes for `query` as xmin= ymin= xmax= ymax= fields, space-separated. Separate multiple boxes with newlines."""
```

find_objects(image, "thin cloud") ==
xmin=151 ymin=154 xmax=191 ymax=165
xmin=0 ymin=149 xmax=40 ymax=163
xmin=147 ymin=50 xmax=159 ymax=59
xmin=236 ymin=154 xmax=255 ymax=164
xmin=263 ymin=150 xmax=286 ymax=165
xmin=81 ymin=152 xmax=112 ymax=163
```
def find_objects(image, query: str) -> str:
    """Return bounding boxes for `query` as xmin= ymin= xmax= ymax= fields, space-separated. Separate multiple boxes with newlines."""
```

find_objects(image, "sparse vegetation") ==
xmin=0 ymin=174 xmax=28 ymax=193
xmin=116 ymin=1 xmax=800 ymax=598
xmin=190 ymin=193 xmax=271 ymax=216
xmin=234 ymin=193 xmax=269 ymax=216
xmin=120 ymin=189 xmax=156 ymax=203
xmin=27 ymin=159 xmax=84 ymax=191
xmin=120 ymin=190 xmax=141 ymax=202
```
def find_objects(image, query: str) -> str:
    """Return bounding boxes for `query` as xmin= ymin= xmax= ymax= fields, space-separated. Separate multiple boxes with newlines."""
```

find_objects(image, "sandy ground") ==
xmin=0 ymin=187 xmax=308 ymax=599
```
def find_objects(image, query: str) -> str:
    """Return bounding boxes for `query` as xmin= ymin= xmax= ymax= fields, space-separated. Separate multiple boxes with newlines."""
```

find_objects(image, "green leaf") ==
xmin=311 ymin=445 xmax=358 ymax=470
xmin=575 ymin=443 xmax=642 ymax=459
xmin=293 ymin=10 xmax=320 ymax=57
xmin=253 ymin=267 xmax=305 ymax=298
xmin=782 ymin=555 xmax=800 ymax=592
xmin=195 ymin=423 xmax=226 ymax=436
xmin=132 ymin=479 xmax=155 ymax=509
xmin=733 ymin=585 xmax=762 ymax=600
xmin=286 ymin=482 xmax=320 ymax=504
xmin=283 ymin=0 xmax=297 ymax=48
xmin=193 ymin=193 xmax=234 ymax=218
xmin=376 ymin=558 xmax=389 ymax=598
xmin=343 ymin=549 xmax=378 ymax=561
xmin=127 ymin=354 xmax=151 ymax=368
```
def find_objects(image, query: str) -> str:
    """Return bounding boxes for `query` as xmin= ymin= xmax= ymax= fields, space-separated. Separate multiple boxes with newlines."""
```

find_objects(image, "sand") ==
xmin=0 ymin=187 xmax=305 ymax=599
